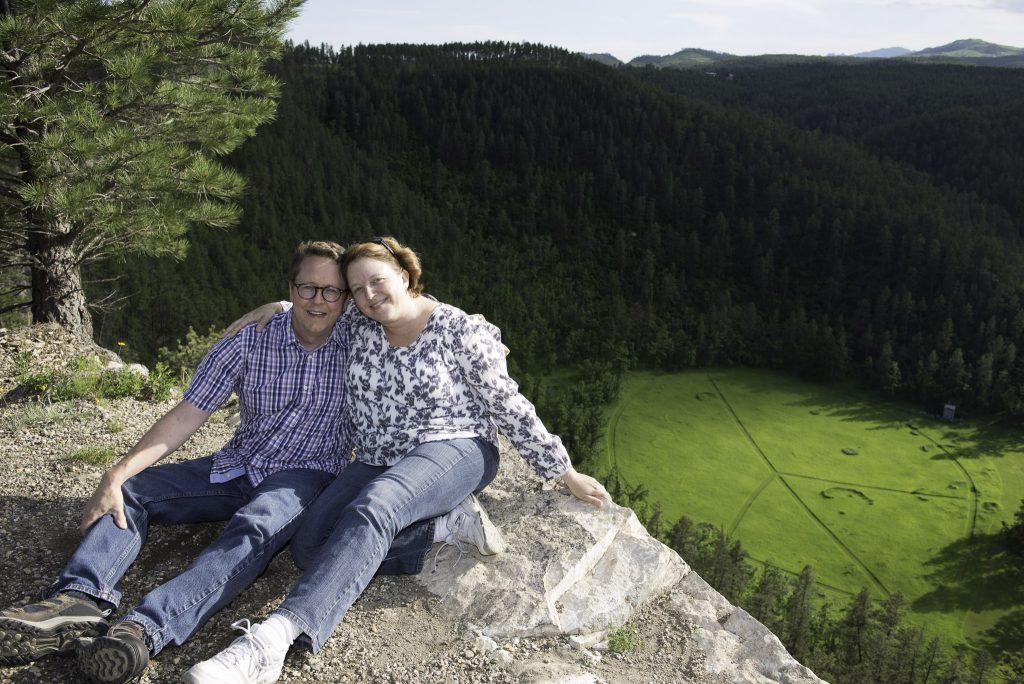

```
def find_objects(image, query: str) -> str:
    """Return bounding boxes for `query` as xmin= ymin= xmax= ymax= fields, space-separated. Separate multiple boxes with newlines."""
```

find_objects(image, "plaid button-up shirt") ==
xmin=184 ymin=310 xmax=353 ymax=486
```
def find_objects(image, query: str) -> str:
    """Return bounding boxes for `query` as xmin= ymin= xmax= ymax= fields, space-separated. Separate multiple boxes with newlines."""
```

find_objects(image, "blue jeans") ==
xmin=53 ymin=456 xmax=333 ymax=655
xmin=290 ymin=460 xmax=435 ymax=575
xmin=276 ymin=437 xmax=500 ymax=652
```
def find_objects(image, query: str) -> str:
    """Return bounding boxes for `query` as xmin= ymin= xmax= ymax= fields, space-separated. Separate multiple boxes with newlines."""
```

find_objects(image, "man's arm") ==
xmin=79 ymin=400 xmax=213 ymax=534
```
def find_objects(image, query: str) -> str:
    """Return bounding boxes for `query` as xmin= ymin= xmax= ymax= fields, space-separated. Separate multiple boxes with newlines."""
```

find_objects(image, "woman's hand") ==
xmin=222 ymin=302 xmax=284 ymax=338
xmin=561 ymin=469 xmax=611 ymax=508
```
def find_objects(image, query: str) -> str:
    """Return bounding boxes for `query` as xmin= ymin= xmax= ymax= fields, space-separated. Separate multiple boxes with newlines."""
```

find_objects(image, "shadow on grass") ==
xmin=912 ymin=528 xmax=1024 ymax=652
xmin=981 ymin=607 xmax=1024 ymax=656
xmin=710 ymin=368 xmax=1024 ymax=460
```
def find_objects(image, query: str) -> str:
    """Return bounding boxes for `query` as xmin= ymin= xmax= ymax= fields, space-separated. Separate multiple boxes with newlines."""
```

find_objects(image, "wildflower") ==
xmin=117 ymin=341 xmax=126 ymax=347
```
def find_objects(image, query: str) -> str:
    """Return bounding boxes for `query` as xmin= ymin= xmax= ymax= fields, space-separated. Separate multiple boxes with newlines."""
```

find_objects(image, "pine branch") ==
xmin=0 ymin=300 xmax=30 ymax=315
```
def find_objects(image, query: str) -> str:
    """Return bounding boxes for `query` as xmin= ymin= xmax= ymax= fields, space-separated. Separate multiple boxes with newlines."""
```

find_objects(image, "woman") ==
xmin=184 ymin=237 xmax=609 ymax=683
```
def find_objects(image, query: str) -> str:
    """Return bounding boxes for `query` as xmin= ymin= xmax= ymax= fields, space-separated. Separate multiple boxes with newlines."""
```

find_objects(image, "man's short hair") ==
xmin=288 ymin=241 xmax=346 ymax=283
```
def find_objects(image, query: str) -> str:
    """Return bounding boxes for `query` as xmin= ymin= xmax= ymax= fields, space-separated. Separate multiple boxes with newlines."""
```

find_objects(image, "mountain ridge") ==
xmin=584 ymin=38 xmax=1024 ymax=69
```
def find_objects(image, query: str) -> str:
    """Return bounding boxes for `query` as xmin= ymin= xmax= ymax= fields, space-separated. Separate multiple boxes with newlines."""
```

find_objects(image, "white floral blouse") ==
xmin=346 ymin=303 xmax=571 ymax=480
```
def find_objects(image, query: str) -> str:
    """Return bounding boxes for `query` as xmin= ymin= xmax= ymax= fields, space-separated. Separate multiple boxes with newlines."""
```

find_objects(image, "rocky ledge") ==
xmin=0 ymin=327 xmax=825 ymax=683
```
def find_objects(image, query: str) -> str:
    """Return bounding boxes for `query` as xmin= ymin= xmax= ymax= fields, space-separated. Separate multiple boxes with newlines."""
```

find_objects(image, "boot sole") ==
xmin=0 ymin=617 xmax=106 ymax=666
xmin=77 ymin=634 xmax=149 ymax=684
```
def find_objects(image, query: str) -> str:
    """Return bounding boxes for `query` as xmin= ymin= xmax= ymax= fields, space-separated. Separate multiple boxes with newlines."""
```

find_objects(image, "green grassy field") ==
xmin=598 ymin=368 xmax=1024 ymax=648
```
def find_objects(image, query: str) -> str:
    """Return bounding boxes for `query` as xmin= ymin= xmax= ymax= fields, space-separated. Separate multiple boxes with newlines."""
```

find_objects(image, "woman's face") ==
xmin=346 ymin=257 xmax=410 ymax=323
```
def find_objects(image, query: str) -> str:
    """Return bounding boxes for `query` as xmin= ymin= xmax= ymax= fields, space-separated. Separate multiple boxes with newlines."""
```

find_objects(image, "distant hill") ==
xmin=903 ymin=38 xmax=1024 ymax=67
xmin=627 ymin=48 xmax=735 ymax=69
xmin=582 ymin=52 xmax=621 ymax=67
xmin=851 ymin=47 xmax=910 ymax=58
xmin=910 ymin=38 xmax=1023 ymax=57
xmin=617 ymin=38 xmax=1023 ymax=69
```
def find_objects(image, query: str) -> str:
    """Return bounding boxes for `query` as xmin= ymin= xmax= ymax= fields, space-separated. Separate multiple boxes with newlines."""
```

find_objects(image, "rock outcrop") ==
xmin=417 ymin=447 xmax=826 ymax=684
xmin=0 ymin=325 xmax=826 ymax=683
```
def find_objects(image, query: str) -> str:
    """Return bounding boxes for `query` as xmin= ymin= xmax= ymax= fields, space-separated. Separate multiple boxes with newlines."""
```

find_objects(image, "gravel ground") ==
xmin=0 ymin=326 xmax=710 ymax=684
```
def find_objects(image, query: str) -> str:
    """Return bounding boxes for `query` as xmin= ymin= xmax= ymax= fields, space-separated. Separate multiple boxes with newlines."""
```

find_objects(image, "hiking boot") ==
xmin=181 ymin=619 xmax=286 ymax=684
xmin=432 ymin=494 xmax=506 ymax=571
xmin=0 ymin=593 xmax=109 ymax=665
xmin=77 ymin=619 xmax=150 ymax=684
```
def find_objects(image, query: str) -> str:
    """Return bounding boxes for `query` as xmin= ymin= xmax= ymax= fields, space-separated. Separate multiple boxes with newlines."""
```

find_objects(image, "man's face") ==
xmin=289 ymin=255 xmax=347 ymax=349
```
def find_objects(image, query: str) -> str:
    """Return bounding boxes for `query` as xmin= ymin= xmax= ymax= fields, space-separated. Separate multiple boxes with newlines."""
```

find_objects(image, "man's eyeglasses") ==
xmin=293 ymin=282 xmax=346 ymax=302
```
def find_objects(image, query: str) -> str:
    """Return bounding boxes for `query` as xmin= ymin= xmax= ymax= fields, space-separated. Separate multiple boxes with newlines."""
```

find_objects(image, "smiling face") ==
xmin=345 ymin=256 xmax=410 ymax=325
xmin=289 ymin=255 xmax=347 ymax=350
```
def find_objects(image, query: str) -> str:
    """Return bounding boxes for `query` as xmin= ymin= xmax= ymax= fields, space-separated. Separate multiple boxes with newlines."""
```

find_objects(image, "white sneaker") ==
xmin=181 ymin=619 xmax=285 ymax=684
xmin=443 ymin=493 xmax=507 ymax=559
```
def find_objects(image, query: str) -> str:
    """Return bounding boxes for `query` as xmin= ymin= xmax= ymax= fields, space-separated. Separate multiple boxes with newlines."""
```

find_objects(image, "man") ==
xmin=0 ymin=241 xmax=501 ymax=684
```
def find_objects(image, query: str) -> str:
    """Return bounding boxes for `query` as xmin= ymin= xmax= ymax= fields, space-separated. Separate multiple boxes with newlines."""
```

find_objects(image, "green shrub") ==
xmin=17 ymin=355 xmax=180 ymax=403
xmin=69 ymin=446 xmax=116 ymax=466
xmin=607 ymin=624 xmax=643 ymax=653
xmin=157 ymin=325 xmax=222 ymax=383
xmin=138 ymin=362 xmax=177 ymax=402
xmin=0 ymin=402 xmax=77 ymax=432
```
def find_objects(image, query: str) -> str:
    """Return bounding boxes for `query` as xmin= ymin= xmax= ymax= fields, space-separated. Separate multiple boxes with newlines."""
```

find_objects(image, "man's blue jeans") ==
xmin=53 ymin=456 xmax=333 ymax=655
xmin=277 ymin=437 xmax=500 ymax=651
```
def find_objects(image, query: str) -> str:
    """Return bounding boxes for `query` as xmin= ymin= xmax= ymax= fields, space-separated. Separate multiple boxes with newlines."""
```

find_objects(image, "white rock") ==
xmin=489 ymin=648 xmax=513 ymax=666
xmin=125 ymin=363 xmax=149 ymax=377
xmin=474 ymin=635 xmax=498 ymax=653
xmin=417 ymin=491 xmax=686 ymax=638
xmin=673 ymin=580 xmax=826 ymax=684
xmin=551 ymin=675 xmax=600 ymax=684
xmin=569 ymin=631 xmax=607 ymax=650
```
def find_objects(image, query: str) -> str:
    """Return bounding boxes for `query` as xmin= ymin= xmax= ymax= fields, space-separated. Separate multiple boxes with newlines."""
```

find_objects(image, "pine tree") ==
xmin=1003 ymin=498 xmax=1024 ymax=555
xmin=783 ymin=565 xmax=816 ymax=663
xmin=666 ymin=515 xmax=699 ymax=561
xmin=747 ymin=564 xmax=790 ymax=633
xmin=0 ymin=0 xmax=300 ymax=339
xmin=839 ymin=587 xmax=871 ymax=667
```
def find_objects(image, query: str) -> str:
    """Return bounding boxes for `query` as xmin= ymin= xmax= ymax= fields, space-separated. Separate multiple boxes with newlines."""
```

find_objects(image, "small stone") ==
xmin=474 ymin=635 xmax=498 ymax=653
xmin=489 ymin=649 xmax=513 ymax=666
xmin=570 ymin=630 xmax=607 ymax=650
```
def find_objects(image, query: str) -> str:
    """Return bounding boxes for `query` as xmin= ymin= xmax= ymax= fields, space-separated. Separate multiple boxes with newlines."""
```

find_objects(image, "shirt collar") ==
xmin=279 ymin=309 xmax=346 ymax=352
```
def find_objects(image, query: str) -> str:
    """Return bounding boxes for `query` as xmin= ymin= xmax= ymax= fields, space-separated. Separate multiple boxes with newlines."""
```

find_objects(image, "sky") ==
xmin=286 ymin=0 xmax=1024 ymax=62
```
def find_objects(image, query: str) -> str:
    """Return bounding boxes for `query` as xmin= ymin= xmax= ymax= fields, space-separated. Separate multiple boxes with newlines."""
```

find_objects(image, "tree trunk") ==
xmin=29 ymin=233 xmax=93 ymax=341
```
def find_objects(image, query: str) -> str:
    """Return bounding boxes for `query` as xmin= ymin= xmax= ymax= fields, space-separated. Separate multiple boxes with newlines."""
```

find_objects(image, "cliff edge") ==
xmin=0 ymin=325 xmax=825 ymax=683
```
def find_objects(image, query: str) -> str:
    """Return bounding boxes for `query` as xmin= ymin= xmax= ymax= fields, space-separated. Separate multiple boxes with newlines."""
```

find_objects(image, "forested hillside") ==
xmin=90 ymin=43 xmax=1024 ymax=417
xmin=635 ymin=61 xmax=1024 ymax=232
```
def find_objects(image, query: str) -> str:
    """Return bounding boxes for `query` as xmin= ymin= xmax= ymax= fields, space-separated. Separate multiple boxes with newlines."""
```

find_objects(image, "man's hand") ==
xmin=222 ymin=302 xmax=285 ymax=338
xmin=80 ymin=472 xmax=127 ymax=534
xmin=561 ymin=469 xmax=611 ymax=508
xmin=76 ymin=401 xmax=212 ymax=534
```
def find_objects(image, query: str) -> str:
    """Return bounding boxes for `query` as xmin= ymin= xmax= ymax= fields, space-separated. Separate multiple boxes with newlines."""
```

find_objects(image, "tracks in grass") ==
xmin=779 ymin=473 xmax=969 ymax=501
xmin=914 ymin=429 xmax=979 ymax=540
xmin=710 ymin=376 xmax=890 ymax=597
xmin=605 ymin=382 xmax=628 ymax=475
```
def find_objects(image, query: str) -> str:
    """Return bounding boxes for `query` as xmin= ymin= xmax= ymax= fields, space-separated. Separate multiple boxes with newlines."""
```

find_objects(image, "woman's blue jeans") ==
xmin=276 ymin=437 xmax=500 ymax=652
xmin=290 ymin=459 xmax=438 ymax=575
xmin=52 ymin=456 xmax=334 ymax=654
